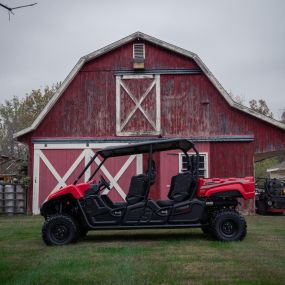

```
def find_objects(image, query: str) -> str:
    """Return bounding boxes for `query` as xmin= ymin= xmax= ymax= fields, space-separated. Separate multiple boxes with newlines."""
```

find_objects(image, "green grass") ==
xmin=0 ymin=215 xmax=284 ymax=285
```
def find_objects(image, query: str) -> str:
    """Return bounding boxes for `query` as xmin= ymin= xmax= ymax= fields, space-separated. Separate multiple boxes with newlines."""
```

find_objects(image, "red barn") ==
xmin=15 ymin=32 xmax=285 ymax=214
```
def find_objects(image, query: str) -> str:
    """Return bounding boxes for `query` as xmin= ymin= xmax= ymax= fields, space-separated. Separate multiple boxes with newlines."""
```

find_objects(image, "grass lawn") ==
xmin=0 ymin=215 xmax=284 ymax=285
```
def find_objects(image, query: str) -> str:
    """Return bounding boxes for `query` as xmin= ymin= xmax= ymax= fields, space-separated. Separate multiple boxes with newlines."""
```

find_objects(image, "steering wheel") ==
xmin=99 ymin=175 xmax=111 ymax=190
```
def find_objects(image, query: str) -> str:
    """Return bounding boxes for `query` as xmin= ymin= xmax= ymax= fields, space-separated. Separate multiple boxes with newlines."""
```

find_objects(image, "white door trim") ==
xmin=32 ymin=143 xmax=143 ymax=214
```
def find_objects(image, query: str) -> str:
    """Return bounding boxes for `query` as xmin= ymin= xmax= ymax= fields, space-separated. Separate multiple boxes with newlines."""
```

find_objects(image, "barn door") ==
xmin=116 ymin=75 xmax=160 ymax=135
xmin=32 ymin=143 xmax=142 ymax=214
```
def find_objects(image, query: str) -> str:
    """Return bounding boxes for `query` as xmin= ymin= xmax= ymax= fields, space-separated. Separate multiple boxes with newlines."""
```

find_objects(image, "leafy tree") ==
xmin=18 ymin=83 xmax=60 ymax=130
xmin=0 ymin=83 xmax=60 ymax=162
xmin=0 ymin=96 xmax=22 ymax=158
xmin=249 ymin=99 xmax=273 ymax=118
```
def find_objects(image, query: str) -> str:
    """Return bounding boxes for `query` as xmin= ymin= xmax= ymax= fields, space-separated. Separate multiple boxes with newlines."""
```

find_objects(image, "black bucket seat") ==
xmin=101 ymin=174 xmax=148 ymax=208
xmin=167 ymin=171 xmax=194 ymax=202
xmin=126 ymin=174 xmax=148 ymax=205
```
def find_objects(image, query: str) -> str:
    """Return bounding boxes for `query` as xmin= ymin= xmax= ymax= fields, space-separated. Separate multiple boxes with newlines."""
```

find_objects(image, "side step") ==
xmin=88 ymin=223 xmax=203 ymax=231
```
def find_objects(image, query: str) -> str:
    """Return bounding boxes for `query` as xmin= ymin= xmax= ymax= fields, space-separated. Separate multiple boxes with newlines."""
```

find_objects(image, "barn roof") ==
xmin=14 ymin=31 xmax=285 ymax=138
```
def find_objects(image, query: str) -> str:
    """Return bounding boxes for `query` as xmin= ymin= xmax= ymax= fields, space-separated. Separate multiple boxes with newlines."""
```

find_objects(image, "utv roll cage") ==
xmin=74 ymin=138 xmax=200 ymax=187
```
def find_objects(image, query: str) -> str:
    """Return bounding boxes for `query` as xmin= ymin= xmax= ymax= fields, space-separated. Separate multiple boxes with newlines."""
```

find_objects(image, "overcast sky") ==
xmin=0 ymin=0 xmax=284 ymax=118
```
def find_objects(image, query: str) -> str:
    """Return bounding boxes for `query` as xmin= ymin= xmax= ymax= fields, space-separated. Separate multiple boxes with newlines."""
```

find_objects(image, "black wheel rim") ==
xmin=220 ymin=219 xmax=238 ymax=237
xmin=51 ymin=223 xmax=70 ymax=243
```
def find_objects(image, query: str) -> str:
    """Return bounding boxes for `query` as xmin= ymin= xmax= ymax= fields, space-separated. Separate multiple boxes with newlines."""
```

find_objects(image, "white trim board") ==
xmin=34 ymin=142 xmax=129 ymax=150
xmin=14 ymin=31 xmax=285 ymax=139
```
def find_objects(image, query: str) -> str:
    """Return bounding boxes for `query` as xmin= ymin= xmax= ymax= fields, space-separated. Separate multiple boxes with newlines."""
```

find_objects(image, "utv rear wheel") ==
xmin=210 ymin=209 xmax=247 ymax=242
xmin=42 ymin=214 xmax=79 ymax=246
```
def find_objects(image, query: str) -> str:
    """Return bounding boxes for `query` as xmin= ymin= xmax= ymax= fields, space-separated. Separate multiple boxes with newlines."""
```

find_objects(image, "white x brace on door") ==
xmin=33 ymin=143 xmax=142 ymax=214
xmin=116 ymin=74 xmax=160 ymax=135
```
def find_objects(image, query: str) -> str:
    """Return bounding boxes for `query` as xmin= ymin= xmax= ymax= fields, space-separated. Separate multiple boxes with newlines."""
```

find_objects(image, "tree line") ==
xmin=0 ymin=84 xmax=60 ymax=165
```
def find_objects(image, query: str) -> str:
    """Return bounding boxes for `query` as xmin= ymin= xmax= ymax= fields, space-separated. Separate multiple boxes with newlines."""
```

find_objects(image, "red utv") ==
xmin=40 ymin=139 xmax=255 ymax=245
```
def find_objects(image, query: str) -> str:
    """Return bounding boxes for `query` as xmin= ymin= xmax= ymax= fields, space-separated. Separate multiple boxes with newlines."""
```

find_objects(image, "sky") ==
xmin=0 ymin=0 xmax=285 ymax=119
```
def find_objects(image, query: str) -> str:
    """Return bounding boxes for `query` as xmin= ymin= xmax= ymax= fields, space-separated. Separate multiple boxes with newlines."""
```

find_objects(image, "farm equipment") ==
xmin=40 ymin=138 xmax=255 ymax=245
xmin=255 ymin=178 xmax=285 ymax=215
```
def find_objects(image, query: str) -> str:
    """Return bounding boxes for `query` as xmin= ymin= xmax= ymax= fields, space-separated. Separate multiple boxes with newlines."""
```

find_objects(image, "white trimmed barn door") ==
xmin=116 ymin=75 xmax=160 ymax=135
xmin=33 ymin=143 xmax=142 ymax=214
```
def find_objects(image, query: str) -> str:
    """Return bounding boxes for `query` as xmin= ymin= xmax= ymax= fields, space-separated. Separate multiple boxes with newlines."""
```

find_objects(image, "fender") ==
xmin=198 ymin=178 xmax=255 ymax=200
xmin=46 ymin=183 xmax=91 ymax=201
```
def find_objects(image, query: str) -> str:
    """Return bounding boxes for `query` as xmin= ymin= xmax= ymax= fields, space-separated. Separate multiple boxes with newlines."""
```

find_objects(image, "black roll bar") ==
xmin=145 ymin=144 xmax=153 ymax=201
xmin=73 ymin=139 xmax=200 ymax=186
xmin=87 ymin=158 xmax=106 ymax=182
xmin=73 ymin=153 xmax=99 ymax=185
xmin=192 ymin=146 xmax=200 ymax=181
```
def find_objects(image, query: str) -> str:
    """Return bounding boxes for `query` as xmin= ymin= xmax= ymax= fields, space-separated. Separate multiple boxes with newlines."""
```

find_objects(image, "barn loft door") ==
xmin=116 ymin=75 xmax=160 ymax=135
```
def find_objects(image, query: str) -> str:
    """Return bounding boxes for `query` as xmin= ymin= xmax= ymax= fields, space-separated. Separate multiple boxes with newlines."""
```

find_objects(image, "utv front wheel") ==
xmin=42 ymin=214 xmax=79 ymax=246
xmin=210 ymin=210 xmax=247 ymax=242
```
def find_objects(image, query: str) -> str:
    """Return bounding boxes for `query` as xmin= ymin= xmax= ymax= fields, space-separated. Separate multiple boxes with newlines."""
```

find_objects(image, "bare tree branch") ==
xmin=8 ymin=3 xmax=37 ymax=11
xmin=0 ymin=3 xmax=13 ymax=13
xmin=0 ymin=2 xmax=37 ymax=19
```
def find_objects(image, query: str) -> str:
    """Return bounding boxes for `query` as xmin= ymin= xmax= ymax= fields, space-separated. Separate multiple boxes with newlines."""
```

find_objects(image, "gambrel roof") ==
xmin=14 ymin=31 xmax=285 ymax=138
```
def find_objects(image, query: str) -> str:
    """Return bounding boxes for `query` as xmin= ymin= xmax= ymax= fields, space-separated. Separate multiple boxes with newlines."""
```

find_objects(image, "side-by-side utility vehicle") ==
xmin=40 ymin=139 xmax=255 ymax=245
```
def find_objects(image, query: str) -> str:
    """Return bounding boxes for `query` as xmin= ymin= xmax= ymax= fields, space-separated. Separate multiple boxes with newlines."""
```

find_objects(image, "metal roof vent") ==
xmin=133 ymin=43 xmax=145 ymax=69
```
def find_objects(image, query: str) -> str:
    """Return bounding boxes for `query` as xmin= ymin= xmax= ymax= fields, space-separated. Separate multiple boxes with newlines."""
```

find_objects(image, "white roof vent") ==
xmin=133 ymin=43 xmax=145 ymax=60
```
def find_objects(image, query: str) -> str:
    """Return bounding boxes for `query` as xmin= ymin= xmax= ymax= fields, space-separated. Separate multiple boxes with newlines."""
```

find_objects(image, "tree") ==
xmin=281 ymin=111 xmax=285 ymax=124
xmin=18 ymin=84 xmax=60 ymax=130
xmin=0 ymin=96 xmax=23 ymax=158
xmin=0 ymin=83 xmax=60 ymax=160
xmin=229 ymin=92 xmax=245 ymax=105
xmin=249 ymin=99 xmax=273 ymax=118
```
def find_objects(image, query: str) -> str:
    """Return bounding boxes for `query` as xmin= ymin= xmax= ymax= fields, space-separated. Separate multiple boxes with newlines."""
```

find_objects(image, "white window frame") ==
xmin=179 ymin=152 xmax=209 ymax=178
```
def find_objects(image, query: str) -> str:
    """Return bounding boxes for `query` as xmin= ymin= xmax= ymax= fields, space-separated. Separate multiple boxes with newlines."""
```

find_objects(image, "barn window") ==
xmin=133 ymin=43 xmax=145 ymax=59
xmin=179 ymin=153 xmax=208 ymax=178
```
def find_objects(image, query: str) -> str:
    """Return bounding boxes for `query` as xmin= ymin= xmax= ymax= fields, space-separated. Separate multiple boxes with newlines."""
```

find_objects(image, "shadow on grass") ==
xmin=80 ymin=230 xmax=211 ymax=243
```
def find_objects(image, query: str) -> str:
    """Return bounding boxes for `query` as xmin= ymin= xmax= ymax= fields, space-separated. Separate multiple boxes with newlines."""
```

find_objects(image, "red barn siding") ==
xmin=210 ymin=142 xmax=254 ymax=178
